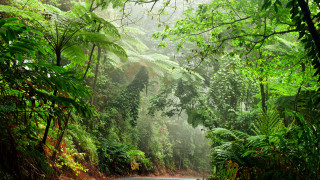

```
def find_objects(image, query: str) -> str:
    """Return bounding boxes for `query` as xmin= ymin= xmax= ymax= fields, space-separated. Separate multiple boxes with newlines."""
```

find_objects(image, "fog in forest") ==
xmin=1 ymin=0 xmax=320 ymax=179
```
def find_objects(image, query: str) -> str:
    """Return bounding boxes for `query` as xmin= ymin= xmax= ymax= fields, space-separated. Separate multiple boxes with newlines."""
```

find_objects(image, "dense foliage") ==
xmin=150 ymin=0 xmax=320 ymax=179
xmin=1 ymin=0 xmax=320 ymax=179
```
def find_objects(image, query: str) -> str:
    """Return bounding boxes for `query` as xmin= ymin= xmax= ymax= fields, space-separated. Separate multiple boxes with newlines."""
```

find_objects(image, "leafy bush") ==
xmin=207 ymin=111 xmax=320 ymax=179
xmin=210 ymin=160 xmax=239 ymax=180
xmin=206 ymin=128 xmax=249 ymax=171
xmin=97 ymin=139 xmax=150 ymax=175
xmin=229 ymin=110 xmax=257 ymax=134
xmin=66 ymin=124 xmax=98 ymax=164
xmin=0 ymin=17 xmax=92 ymax=179
xmin=126 ymin=149 xmax=151 ymax=170
xmin=56 ymin=147 xmax=88 ymax=176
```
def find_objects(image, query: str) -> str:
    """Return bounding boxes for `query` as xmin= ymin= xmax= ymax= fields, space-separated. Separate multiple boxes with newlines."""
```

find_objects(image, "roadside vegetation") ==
xmin=1 ymin=0 xmax=320 ymax=179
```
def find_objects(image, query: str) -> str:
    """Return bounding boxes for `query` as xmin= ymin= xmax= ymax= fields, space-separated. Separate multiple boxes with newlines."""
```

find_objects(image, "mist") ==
xmin=1 ymin=0 xmax=320 ymax=179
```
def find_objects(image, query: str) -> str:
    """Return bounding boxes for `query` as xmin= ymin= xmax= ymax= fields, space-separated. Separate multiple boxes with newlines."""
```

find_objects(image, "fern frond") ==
xmin=178 ymin=67 xmax=205 ymax=80
xmin=102 ymin=41 xmax=127 ymax=60
xmin=62 ymin=45 xmax=86 ymax=65
xmin=43 ymin=4 xmax=65 ymax=15
xmin=96 ymin=16 xmax=121 ymax=39
xmin=121 ymin=33 xmax=148 ymax=53
xmin=121 ymin=27 xmax=146 ymax=35
xmin=252 ymin=110 xmax=283 ymax=135
xmin=106 ymin=52 xmax=123 ymax=65
xmin=276 ymin=36 xmax=296 ymax=50
xmin=208 ymin=128 xmax=238 ymax=140
xmin=212 ymin=141 xmax=245 ymax=165
xmin=233 ymin=130 xmax=251 ymax=139
xmin=70 ymin=2 xmax=90 ymax=20
xmin=246 ymin=135 xmax=268 ymax=148
xmin=70 ymin=3 xmax=121 ymax=39
xmin=77 ymin=31 xmax=108 ymax=43
xmin=149 ymin=53 xmax=170 ymax=61
xmin=76 ymin=31 xmax=127 ymax=59
xmin=0 ymin=5 xmax=44 ymax=21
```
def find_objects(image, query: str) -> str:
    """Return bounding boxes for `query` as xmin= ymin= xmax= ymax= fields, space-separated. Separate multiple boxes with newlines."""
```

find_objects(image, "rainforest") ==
xmin=1 ymin=0 xmax=320 ymax=179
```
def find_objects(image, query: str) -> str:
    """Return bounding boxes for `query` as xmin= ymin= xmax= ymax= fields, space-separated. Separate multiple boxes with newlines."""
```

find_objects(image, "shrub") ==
xmin=66 ymin=124 xmax=98 ymax=164
xmin=97 ymin=139 xmax=150 ymax=175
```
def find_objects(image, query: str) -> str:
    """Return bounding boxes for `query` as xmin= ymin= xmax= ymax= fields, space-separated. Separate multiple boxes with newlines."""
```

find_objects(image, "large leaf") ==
xmin=62 ymin=45 xmax=87 ymax=65
xmin=101 ymin=41 xmax=127 ymax=59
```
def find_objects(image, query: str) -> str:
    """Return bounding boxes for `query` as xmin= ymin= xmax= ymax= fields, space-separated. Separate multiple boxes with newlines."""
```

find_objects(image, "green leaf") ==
xmin=241 ymin=150 xmax=257 ymax=157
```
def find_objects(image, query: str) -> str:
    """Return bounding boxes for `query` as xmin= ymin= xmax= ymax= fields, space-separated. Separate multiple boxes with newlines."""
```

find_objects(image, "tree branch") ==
xmin=190 ymin=17 xmax=251 ymax=36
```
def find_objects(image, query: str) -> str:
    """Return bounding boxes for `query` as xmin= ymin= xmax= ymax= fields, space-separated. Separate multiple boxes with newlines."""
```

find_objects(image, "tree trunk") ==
xmin=91 ymin=46 xmax=102 ymax=105
xmin=56 ymin=49 xmax=61 ymax=66
xmin=297 ymin=0 xmax=320 ymax=79
xmin=266 ymin=77 xmax=269 ymax=102
xmin=83 ymin=44 xmax=96 ymax=80
xmin=41 ymin=49 xmax=61 ymax=147
xmin=83 ymin=24 xmax=101 ymax=80
xmin=295 ymin=63 xmax=305 ymax=112
xmin=297 ymin=0 xmax=320 ymax=53
xmin=41 ymin=89 xmax=57 ymax=146
xmin=259 ymin=77 xmax=267 ymax=113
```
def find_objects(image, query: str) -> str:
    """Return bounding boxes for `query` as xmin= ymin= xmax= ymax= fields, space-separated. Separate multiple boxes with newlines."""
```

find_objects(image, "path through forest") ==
xmin=119 ymin=178 xmax=201 ymax=180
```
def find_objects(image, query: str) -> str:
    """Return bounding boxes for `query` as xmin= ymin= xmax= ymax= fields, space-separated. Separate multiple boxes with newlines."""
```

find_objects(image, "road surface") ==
xmin=119 ymin=178 xmax=201 ymax=180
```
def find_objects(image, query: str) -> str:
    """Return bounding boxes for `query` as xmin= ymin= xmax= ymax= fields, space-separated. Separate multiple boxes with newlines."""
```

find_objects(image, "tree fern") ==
xmin=0 ymin=4 xmax=44 ymax=21
xmin=62 ymin=45 xmax=87 ymax=65
xmin=245 ymin=135 xmax=268 ymax=150
xmin=212 ymin=142 xmax=245 ymax=165
xmin=70 ymin=2 xmax=91 ymax=19
xmin=104 ymin=41 xmax=127 ymax=59
xmin=252 ymin=110 xmax=284 ymax=136
xmin=120 ymin=33 xmax=148 ymax=53
xmin=0 ymin=17 xmax=94 ymax=130
xmin=97 ymin=16 xmax=121 ymax=39
xmin=71 ymin=2 xmax=121 ymax=39
xmin=208 ymin=128 xmax=239 ymax=140
xmin=119 ymin=53 xmax=178 ymax=78
xmin=206 ymin=128 xmax=248 ymax=168
xmin=118 ymin=31 xmax=204 ymax=80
